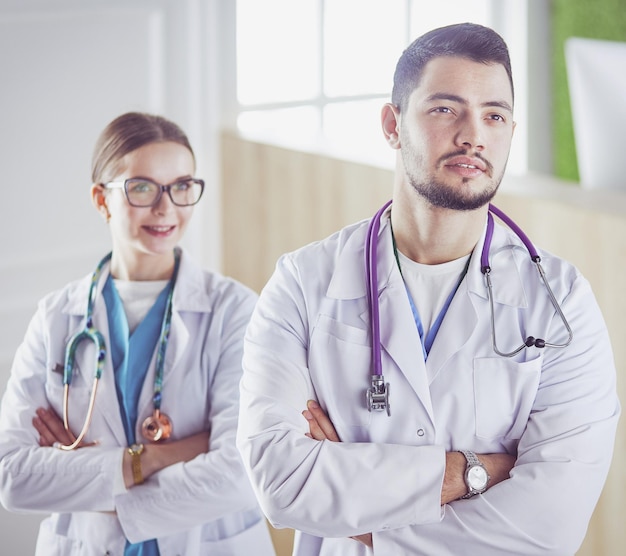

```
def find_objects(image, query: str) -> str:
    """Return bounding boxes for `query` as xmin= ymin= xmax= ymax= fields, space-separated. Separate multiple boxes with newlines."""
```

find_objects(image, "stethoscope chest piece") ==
xmin=141 ymin=409 xmax=172 ymax=442
xmin=367 ymin=374 xmax=390 ymax=416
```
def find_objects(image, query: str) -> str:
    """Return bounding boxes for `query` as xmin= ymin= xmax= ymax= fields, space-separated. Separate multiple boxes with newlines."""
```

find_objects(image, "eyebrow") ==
xmin=426 ymin=93 xmax=513 ymax=113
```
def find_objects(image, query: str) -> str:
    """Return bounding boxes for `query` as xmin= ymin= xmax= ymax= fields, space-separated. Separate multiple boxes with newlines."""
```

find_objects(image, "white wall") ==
xmin=0 ymin=0 xmax=222 ymax=551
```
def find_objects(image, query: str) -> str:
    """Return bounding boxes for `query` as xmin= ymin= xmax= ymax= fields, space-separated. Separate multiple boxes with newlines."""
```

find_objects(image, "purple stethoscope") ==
xmin=365 ymin=200 xmax=573 ymax=416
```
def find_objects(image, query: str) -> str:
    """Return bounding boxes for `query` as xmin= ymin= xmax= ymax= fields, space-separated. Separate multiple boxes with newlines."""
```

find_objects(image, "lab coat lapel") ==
xmin=424 ymin=278 xmax=478 ymax=384
xmin=423 ymin=230 xmax=486 ymax=383
xmin=327 ymin=213 xmax=435 ymax=422
xmin=425 ymin=220 xmax=529 ymax=382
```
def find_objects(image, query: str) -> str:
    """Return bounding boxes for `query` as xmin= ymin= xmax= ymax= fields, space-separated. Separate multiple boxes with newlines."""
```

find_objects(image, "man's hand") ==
xmin=302 ymin=399 xmax=340 ymax=441
xmin=302 ymin=400 xmax=373 ymax=548
xmin=443 ymin=451 xmax=516 ymax=505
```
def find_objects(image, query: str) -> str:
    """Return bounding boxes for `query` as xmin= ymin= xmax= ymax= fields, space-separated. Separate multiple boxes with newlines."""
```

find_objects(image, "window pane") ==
xmin=323 ymin=99 xmax=395 ymax=167
xmin=409 ymin=0 xmax=490 ymax=37
xmin=324 ymin=0 xmax=407 ymax=97
xmin=236 ymin=0 xmax=320 ymax=105
xmin=238 ymin=107 xmax=322 ymax=150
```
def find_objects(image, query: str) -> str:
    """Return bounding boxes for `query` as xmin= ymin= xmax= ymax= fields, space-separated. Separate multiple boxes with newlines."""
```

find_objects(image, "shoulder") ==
xmin=279 ymin=218 xmax=369 ymax=277
xmin=36 ymin=274 xmax=92 ymax=317
xmin=494 ymin=222 xmax=579 ymax=273
xmin=175 ymin=249 xmax=258 ymax=313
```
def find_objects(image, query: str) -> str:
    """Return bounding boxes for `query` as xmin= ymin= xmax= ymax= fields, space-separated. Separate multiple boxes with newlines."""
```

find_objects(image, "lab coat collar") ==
xmin=62 ymin=248 xmax=217 ymax=316
xmin=465 ymin=216 xmax=530 ymax=309
xmin=326 ymin=207 xmax=528 ymax=309
xmin=325 ymin=207 xmax=530 ymax=413
xmin=326 ymin=209 xmax=394 ymax=301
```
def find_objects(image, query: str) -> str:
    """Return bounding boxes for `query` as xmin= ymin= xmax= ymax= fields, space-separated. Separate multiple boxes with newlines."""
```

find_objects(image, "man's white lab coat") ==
xmin=237 ymin=209 xmax=620 ymax=556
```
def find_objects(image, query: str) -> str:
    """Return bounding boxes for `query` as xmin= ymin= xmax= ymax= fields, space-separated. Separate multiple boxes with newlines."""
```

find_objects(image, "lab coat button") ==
xmin=416 ymin=428 xmax=425 ymax=437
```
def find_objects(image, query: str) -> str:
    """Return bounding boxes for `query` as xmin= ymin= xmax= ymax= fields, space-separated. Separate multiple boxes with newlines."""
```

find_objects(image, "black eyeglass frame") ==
xmin=104 ymin=177 xmax=205 ymax=207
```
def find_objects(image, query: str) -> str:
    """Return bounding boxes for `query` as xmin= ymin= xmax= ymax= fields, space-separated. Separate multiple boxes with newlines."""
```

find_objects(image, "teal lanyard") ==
xmin=390 ymin=226 xmax=470 ymax=359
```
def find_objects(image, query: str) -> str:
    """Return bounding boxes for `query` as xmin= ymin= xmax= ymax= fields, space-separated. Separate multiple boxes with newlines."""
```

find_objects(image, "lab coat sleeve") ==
xmin=371 ymin=274 xmax=620 ymax=555
xmin=114 ymin=287 xmax=263 ymax=543
xmin=0 ymin=298 xmax=123 ymax=513
xmin=237 ymin=254 xmax=445 ymax=538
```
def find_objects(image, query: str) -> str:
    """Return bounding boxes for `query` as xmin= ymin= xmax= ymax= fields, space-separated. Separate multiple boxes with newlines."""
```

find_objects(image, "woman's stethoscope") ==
xmin=58 ymin=252 xmax=179 ymax=450
xmin=365 ymin=200 xmax=573 ymax=416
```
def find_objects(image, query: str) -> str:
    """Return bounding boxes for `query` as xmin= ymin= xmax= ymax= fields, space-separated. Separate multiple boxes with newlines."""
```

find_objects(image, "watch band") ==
xmin=460 ymin=449 xmax=481 ymax=467
xmin=459 ymin=449 xmax=489 ymax=499
xmin=128 ymin=443 xmax=145 ymax=485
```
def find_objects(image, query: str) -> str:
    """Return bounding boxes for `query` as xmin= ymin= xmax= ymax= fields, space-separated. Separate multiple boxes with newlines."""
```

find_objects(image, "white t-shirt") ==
xmin=396 ymin=250 xmax=470 ymax=338
xmin=112 ymin=279 xmax=169 ymax=334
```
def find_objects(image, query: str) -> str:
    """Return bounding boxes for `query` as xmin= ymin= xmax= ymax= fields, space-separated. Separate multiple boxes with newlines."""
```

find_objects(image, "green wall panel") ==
xmin=552 ymin=0 xmax=626 ymax=181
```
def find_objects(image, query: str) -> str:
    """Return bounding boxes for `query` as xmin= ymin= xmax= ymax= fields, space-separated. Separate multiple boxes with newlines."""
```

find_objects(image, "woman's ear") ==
xmin=91 ymin=184 xmax=110 ymax=223
xmin=381 ymin=103 xmax=401 ymax=149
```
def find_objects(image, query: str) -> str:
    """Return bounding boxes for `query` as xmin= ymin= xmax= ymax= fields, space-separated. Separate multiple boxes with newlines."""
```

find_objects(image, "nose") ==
xmin=455 ymin=114 xmax=484 ymax=151
xmin=152 ymin=187 xmax=175 ymax=214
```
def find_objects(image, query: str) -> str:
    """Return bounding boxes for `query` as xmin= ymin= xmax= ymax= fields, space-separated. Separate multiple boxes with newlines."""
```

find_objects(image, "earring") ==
xmin=101 ymin=204 xmax=111 ymax=223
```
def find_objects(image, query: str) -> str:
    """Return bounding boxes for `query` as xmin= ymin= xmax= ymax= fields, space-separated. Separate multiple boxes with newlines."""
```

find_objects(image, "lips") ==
xmin=143 ymin=225 xmax=175 ymax=236
xmin=444 ymin=155 xmax=487 ymax=172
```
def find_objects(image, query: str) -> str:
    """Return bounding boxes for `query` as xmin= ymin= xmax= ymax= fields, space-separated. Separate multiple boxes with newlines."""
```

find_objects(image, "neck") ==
xmin=109 ymin=249 xmax=177 ymax=281
xmin=390 ymin=193 xmax=487 ymax=265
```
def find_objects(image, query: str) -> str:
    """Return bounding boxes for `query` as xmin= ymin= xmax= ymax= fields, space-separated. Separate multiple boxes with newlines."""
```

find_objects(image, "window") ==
xmin=233 ymin=0 xmax=529 ymax=172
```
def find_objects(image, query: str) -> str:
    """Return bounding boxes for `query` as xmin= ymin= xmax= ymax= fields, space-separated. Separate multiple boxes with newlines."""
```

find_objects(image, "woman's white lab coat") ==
xmin=0 ymin=250 xmax=275 ymax=556
xmin=237 ymin=209 xmax=620 ymax=556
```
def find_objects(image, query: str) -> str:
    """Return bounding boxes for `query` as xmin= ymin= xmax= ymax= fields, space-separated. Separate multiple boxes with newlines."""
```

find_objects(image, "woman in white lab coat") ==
xmin=0 ymin=112 xmax=275 ymax=556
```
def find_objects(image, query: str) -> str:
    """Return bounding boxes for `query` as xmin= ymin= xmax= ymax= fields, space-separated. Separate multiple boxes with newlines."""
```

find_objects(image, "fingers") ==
xmin=33 ymin=407 xmax=75 ymax=448
xmin=302 ymin=400 xmax=340 ymax=442
xmin=302 ymin=409 xmax=327 ymax=441
xmin=350 ymin=533 xmax=373 ymax=548
xmin=33 ymin=409 xmax=57 ymax=447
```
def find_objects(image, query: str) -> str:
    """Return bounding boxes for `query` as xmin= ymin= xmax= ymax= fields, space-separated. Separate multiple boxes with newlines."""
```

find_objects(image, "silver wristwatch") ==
xmin=460 ymin=450 xmax=490 ymax=499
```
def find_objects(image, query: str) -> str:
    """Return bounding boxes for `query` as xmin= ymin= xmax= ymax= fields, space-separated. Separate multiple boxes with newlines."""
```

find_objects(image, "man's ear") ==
xmin=91 ymin=184 xmax=110 ymax=222
xmin=381 ymin=103 xmax=401 ymax=149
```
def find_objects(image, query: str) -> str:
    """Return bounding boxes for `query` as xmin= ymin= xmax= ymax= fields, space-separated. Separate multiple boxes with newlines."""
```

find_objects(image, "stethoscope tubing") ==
xmin=365 ymin=200 xmax=392 ymax=379
xmin=365 ymin=201 xmax=573 ymax=413
xmin=58 ymin=250 xmax=179 ymax=449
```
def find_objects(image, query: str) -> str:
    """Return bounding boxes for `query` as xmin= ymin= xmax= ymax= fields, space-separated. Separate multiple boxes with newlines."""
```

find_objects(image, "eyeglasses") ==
xmin=104 ymin=177 xmax=205 ymax=207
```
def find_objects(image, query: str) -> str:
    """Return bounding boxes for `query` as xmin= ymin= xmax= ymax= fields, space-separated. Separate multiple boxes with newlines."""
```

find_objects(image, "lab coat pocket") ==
xmin=473 ymin=356 xmax=542 ymax=440
xmin=309 ymin=315 xmax=372 ymax=428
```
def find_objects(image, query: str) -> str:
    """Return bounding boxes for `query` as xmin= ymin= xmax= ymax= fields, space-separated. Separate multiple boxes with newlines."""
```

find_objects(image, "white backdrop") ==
xmin=0 ymin=0 xmax=222 ymax=552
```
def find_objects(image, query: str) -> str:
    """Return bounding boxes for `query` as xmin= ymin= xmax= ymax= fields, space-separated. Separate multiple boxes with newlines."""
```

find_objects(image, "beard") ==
xmin=400 ymin=136 xmax=507 ymax=211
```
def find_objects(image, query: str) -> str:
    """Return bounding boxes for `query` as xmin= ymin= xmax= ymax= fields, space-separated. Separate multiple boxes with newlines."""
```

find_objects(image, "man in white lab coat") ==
xmin=236 ymin=23 xmax=620 ymax=555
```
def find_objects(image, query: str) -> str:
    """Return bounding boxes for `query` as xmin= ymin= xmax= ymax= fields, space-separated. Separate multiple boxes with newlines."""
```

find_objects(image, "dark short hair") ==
xmin=91 ymin=112 xmax=194 ymax=184
xmin=391 ymin=22 xmax=513 ymax=113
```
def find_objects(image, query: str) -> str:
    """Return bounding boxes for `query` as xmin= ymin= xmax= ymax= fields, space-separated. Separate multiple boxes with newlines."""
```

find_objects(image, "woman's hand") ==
xmin=33 ymin=406 xmax=93 ymax=449
xmin=123 ymin=431 xmax=210 ymax=489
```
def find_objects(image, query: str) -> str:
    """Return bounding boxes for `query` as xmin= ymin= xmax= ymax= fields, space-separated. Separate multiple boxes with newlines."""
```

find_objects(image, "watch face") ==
xmin=467 ymin=465 xmax=488 ymax=490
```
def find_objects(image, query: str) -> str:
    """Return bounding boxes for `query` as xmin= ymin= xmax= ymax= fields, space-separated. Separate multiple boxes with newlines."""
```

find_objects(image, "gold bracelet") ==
xmin=128 ymin=443 xmax=145 ymax=485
